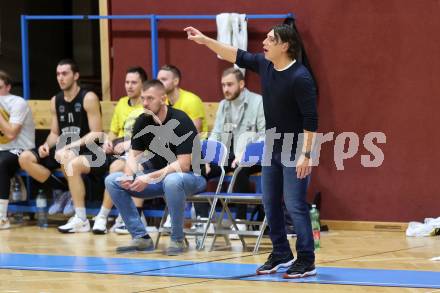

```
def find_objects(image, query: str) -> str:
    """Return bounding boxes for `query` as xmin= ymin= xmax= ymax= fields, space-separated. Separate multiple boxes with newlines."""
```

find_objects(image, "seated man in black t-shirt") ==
xmin=105 ymin=79 xmax=207 ymax=256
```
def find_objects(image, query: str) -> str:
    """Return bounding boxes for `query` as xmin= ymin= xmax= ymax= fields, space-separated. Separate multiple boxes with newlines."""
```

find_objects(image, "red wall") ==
xmin=109 ymin=0 xmax=440 ymax=222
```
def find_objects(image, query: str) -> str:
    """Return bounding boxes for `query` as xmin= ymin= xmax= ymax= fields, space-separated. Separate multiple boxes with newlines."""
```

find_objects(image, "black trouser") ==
xmin=0 ymin=151 xmax=21 ymax=200
xmin=195 ymin=164 xmax=261 ymax=219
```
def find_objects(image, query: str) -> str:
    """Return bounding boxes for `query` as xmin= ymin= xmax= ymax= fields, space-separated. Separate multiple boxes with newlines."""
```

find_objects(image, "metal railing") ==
xmin=20 ymin=13 xmax=294 ymax=99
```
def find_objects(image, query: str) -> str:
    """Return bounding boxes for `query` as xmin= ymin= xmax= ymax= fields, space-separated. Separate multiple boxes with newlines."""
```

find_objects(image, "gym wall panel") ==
xmin=109 ymin=0 xmax=440 ymax=222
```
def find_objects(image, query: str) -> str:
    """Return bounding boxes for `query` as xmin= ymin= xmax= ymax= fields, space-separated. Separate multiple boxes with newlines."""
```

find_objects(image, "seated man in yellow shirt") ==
xmin=92 ymin=66 xmax=148 ymax=234
xmin=157 ymin=64 xmax=208 ymax=134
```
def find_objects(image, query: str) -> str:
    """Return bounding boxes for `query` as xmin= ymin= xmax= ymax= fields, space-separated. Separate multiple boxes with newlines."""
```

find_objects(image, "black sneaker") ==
xmin=283 ymin=258 xmax=316 ymax=279
xmin=256 ymin=252 xmax=294 ymax=274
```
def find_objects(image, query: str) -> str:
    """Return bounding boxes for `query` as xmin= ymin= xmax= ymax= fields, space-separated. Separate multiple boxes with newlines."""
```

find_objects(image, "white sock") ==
xmin=0 ymin=199 xmax=8 ymax=219
xmin=98 ymin=207 xmax=111 ymax=219
xmin=75 ymin=207 xmax=87 ymax=221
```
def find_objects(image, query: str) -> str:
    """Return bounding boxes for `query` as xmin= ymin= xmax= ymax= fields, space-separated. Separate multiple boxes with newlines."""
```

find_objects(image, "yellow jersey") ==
xmin=110 ymin=96 xmax=143 ymax=138
xmin=166 ymin=88 xmax=208 ymax=134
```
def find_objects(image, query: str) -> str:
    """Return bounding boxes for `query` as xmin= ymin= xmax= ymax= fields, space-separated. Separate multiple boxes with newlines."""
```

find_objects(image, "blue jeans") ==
xmin=105 ymin=171 xmax=207 ymax=241
xmin=261 ymin=152 xmax=314 ymax=260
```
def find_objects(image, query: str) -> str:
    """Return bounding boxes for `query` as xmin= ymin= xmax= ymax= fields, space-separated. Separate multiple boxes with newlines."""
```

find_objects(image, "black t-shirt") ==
xmin=235 ymin=49 xmax=318 ymax=153
xmin=131 ymin=107 xmax=201 ymax=172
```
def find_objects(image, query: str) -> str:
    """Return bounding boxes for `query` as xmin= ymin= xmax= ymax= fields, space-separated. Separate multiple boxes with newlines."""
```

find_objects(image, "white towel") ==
xmin=406 ymin=217 xmax=440 ymax=237
xmin=231 ymin=13 xmax=247 ymax=51
xmin=216 ymin=13 xmax=231 ymax=47
xmin=216 ymin=13 xmax=248 ymax=76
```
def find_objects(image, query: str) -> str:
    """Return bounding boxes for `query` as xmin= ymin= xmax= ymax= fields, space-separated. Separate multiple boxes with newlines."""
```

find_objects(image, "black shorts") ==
xmin=31 ymin=146 xmax=111 ymax=176
xmin=31 ymin=146 xmax=60 ymax=171
xmin=81 ymin=148 xmax=112 ymax=177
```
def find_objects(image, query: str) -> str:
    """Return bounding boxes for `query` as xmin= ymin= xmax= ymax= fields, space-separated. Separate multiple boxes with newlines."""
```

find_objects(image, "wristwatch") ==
xmin=302 ymin=151 xmax=311 ymax=159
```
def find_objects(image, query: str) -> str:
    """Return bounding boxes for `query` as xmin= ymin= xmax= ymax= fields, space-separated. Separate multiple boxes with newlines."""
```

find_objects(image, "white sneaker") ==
xmin=141 ymin=213 xmax=147 ymax=227
xmin=146 ymin=225 xmax=158 ymax=233
xmin=0 ymin=217 xmax=10 ymax=230
xmin=191 ymin=218 xmax=215 ymax=233
xmin=194 ymin=218 xmax=215 ymax=248
xmin=110 ymin=215 xmax=124 ymax=233
xmin=202 ymin=218 xmax=215 ymax=234
xmin=58 ymin=215 xmax=90 ymax=233
xmin=140 ymin=215 xmax=155 ymax=233
xmin=229 ymin=223 xmax=247 ymax=240
xmin=92 ymin=215 xmax=108 ymax=234
xmin=114 ymin=216 xmax=129 ymax=235
xmin=425 ymin=217 xmax=440 ymax=227
xmin=114 ymin=225 xmax=129 ymax=234
xmin=163 ymin=214 xmax=172 ymax=228
xmin=114 ymin=213 xmax=147 ymax=235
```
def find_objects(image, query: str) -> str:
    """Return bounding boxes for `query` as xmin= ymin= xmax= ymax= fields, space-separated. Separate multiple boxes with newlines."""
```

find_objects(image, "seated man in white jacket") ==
xmin=0 ymin=70 xmax=35 ymax=229
xmin=195 ymin=67 xmax=265 ymax=234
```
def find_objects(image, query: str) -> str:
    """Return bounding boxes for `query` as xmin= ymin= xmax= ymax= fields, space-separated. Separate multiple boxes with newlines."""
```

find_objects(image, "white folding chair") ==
xmin=155 ymin=139 xmax=229 ymax=249
xmin=202 ymin=141 xmax=268 ymax=253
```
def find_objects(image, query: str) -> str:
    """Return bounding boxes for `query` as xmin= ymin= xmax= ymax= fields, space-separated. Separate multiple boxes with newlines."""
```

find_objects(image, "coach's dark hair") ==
xmin=126 ymin=66 xmax=148 ymax=82
xmin=142 ymin=79 xmax=165 ymax=91
xmin=222 ymin=67 xmax=244 ymax=82
xmin=281 ymin=17 xmax=319 ymax=94
xmin=57 ymin=59 xmax=79 ymax=74
xmin=0 ymin=70 xmax=12 ymax=86
xmin=160 ymin=64 xmax=182 ymax=81
xmin=272 ymin=24 xmax=302 ymax=60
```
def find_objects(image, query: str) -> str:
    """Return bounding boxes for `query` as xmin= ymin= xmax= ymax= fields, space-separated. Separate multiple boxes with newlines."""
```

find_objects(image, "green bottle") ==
xmin=310 ymin=204 xmax=320 ymax=250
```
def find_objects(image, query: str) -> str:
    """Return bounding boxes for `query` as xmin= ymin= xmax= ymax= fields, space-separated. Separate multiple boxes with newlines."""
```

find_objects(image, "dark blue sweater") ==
xmin=235 ymin=49 xmax=318 ymax=153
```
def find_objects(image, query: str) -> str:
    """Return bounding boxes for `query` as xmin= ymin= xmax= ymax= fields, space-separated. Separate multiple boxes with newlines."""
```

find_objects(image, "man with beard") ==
xmin=105 ymin=79 xmax=207 ymax=256
xmin=195 ymin=67 xmax=265 ymax=235
xmin=19 ymin=59 xmax=103 ymax=233
xmin=134 ymin=64 xmax=207 ymax=230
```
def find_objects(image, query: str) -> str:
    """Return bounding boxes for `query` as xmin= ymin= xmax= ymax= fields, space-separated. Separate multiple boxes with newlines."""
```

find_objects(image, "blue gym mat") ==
xmin=0 ymin=253 xmax=195 ymax=275
xmin=1 ymin=253 xmax=439 ymax=289
xmin=136 ymin=261 xmax=259 ymax=279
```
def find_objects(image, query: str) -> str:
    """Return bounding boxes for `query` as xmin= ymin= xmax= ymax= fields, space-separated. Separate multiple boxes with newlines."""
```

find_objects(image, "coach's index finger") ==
xmin=184 ymin=27 xmax=201 ymax=38
xmin=183 ymin=26 xmax=195 ymax=35
xmin=184 ymin=28 xmax=192 ymax=40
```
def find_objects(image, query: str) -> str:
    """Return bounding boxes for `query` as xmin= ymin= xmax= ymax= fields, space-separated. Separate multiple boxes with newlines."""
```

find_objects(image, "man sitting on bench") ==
xmin=19 ymin=59 xmax=104 ymax=233
xmin=92 ymin=66 xmax=148 ymax=234
xmin=0 ymin=70 xmax=35 ymax=230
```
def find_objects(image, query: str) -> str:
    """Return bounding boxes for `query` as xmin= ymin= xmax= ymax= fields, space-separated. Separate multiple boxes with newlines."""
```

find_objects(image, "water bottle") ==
xmin=195 ymin=216 xmax=204 ymax=249
xmin=36 ymin=189 xmax=48 ymax=228
xmin=183 ymin=202 xmax=193 ymax=229
xmin=190 ymin=203 xmax=196 ymax=221
xmin=12 ymin=177 xmax=24 ymax=223
xmin=310 ymin=204 xmax=321 ymax=249
xmin=12 ymin=178 xmax=22 ymax=202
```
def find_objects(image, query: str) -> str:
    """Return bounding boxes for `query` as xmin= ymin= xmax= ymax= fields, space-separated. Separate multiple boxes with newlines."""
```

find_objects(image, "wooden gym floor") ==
xmin=0 ymin=222 xmax=439 ymax=292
